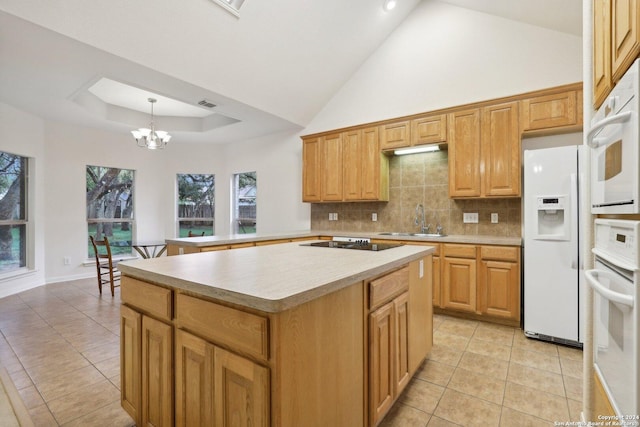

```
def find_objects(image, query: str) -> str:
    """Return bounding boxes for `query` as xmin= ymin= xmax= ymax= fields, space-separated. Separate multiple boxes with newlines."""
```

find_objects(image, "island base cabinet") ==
xmin=121 ymin=305 xmax=141 ymax=423
xmin=175 ymin=330 xmax=214 ymax=427
xmin=175 ymin=331 xmax=269 ymax=427
xmin=120 ymin=304 xmax=173 ymax=427
xmin=214 ymin=346 xmax=269 ymax=427
xmin=142 ymin=316 xmax=173 ymax=427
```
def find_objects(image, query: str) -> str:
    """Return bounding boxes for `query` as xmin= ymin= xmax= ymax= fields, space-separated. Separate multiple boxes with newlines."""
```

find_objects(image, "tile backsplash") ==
xmin=310 ymin=150 xmax=522 ymax=237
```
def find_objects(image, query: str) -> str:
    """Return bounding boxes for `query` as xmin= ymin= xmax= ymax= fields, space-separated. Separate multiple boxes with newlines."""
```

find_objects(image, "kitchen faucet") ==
xmin=414 ymin=204 xmax=431 ymax=234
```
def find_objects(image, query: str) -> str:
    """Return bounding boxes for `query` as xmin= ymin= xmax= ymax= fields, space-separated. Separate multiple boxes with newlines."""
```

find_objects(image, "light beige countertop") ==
xmin=119 ymin=241 xmax=434 ymax=313
xmin=165 ymin=230 xmax=522 ymax=247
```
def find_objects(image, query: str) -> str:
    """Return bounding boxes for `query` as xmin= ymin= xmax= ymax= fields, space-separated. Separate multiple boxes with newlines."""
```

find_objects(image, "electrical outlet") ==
xmin=63 ymin=256 xmax=71 ymax=265
xmin=491 ymin=213 xmax=499 ymax=224
xmin=329 ymin=213 xmax=332 ymax=221
xmin=334 ymin=213 xmax=338 ymax=221
xmin=372 ymin=213 xmax=377 ymax=222
xmin=463 ymin=212 xmax=479 ymax=224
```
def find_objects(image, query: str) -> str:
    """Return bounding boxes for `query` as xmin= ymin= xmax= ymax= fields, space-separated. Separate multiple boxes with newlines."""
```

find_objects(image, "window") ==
xmin=86 ymin=165 xmax=134 ymax=258
xmin=232 ymin=171 xmax=256 ymax=234
xmin=177 ymin=174 xmax=215 ymax=237
xmin=208 ymin=0 xmax=246 ymax=17
xmin=0 ymin=152 xmax=27 ymax=273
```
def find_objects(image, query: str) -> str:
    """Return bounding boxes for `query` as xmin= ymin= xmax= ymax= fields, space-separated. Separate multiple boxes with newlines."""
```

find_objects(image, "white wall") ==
xmin=305 ymin=0 xmax=583 ymax=134
xmin=0 ymin=106 xmax=309 ymax=296
xmin=0 ymin=1 xmax=583 ymax=296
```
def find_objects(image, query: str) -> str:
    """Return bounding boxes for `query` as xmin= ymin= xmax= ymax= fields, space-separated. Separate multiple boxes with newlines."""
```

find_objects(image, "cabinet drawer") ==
xmin=176 ymin=294 xmax=269 ymax=361
xmin=200 ymin=245 xmax=229 ymax=252
xmin=121 ymin=277 xmax=172 ymax=322
xmin=369 ymin=267 xmax=409 ymax=309
xmin=480 ymin=245 xmax=520 ymax=262
xmin=443 ymin=244 xmax=477 ymax=259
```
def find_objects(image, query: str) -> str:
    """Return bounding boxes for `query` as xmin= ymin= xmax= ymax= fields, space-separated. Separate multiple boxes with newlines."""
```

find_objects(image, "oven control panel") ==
xmin=594 ymin=219 xmax=640 ymax=269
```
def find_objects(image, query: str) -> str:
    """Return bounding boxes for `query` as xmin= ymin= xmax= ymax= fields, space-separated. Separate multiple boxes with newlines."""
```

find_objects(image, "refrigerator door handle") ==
xmin=587 ymin=111 xmax=632 ymax=148
xmin=570 ymin=172 xmax=578 ymax=270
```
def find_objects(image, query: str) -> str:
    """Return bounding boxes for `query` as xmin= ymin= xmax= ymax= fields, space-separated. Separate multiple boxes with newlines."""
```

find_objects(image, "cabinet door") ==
xmin=361 ymin=126 xmax=385 ymax=200
xmin=433 ymin=256 xmax=441 ymax=307
xmin=142 ymin=316 xmax=173 ymax=427
xmin=448 ymin=109 xmax=481 ymax=197
xmin=394 ymin=292 xmax=410 ymax=396
xmin=594 ymin=0 xmax=612 ymax=108
xmin=442 ymin=257 xmax=477 ymax=313
xmin=214 ymin=347 xmax=269 ymax=427
xmin=321 ymin=133 xmax=343 ymax=201
xmin=302 ymin=137 xmax=321 ymax=202
xmin=175 ymin=330 xmax=214 ymax=427
xmin=343 ymin=129 xmax=362 ymax=201
xmin=520 ymin=91 xmax=578 ymax=131
xmin=408 ymin=257 xmax=432 ymax=374
xmin=121 ymin=305 xmax=141 ymax=424
xmin=481 ymin=101 xmax=520 ymax=197
xmin=369 ymin=301 xmax=394 ymax=426
xmin=611 ymin=0 xmax=640 ymax=82
xmin=411 ymin=114 xmax=447 ymax=146
xmin=380 ymin=121 xmax=410 ymax=150
xmin=478 ymin=260 xmax=520 ymax=321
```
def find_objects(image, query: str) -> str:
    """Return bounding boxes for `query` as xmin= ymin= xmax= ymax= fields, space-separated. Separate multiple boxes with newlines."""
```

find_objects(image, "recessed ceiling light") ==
xmin=383 ymin=0 xmax=397 ymax=12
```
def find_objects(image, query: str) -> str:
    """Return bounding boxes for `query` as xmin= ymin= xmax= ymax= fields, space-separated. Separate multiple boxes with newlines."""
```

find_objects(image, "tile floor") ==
xmin=0 ymin=278 xmax=583 ymax=426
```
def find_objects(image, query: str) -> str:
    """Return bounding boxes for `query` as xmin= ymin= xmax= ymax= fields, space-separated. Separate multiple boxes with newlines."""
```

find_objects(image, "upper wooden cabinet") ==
xmin=302 ymin=137 xmax=321 ymax=202
xmin=593 ymin=0 xmax=640 ymax=108
xmin=302 ymin=126 xmax=389 ymax=203
xmin=520 ymin=89 xmax=581 ymax=132
xmin=380 ymin=120 xmax=411 ymax=150
xmin=379 ymin=114 xmax=447 ymax=151
xmin=482 ymin=101 xmax=520 ymax=197
xmin=303 ymin=82 xmax=582 ymax=202
xmin=611 ymin=0 xmax=640 ymax=82
xmin=321 ymin=132 xmax=343 ymax=202
xmin=449 ymin=103 xmax=520 ymax=198
xmin=448 ymin=109 xmax=482 ymax=198
xmin=594 ymin=0 xmax=612 ymax=108
xmin=411 ymin=114 xmax=447 ymax=146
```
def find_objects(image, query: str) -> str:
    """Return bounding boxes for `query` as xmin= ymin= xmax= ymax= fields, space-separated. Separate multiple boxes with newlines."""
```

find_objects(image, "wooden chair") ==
xmin=90 ymin=235 xmax=121 ymax=296
xmin=188 ymin=230 xmax=205 ymax=237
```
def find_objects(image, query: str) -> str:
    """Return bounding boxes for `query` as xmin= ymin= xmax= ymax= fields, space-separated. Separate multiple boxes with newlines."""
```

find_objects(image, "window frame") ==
xmin=176 ymin=173 xmax=215 ymax=237
xmin=0 ymin=151 xmax=30 ymax=278
xmin=86 ymin=165 xmax=135 ymax=260
xmin=231 ymin=171 xmax=257 ymax=235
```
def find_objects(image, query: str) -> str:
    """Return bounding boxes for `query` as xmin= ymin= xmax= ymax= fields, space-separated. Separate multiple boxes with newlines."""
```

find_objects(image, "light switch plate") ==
xmin=463 ymin=212 xmax=479 ymax=223
xmin=491 ymin=213 xmax=498 ymax=223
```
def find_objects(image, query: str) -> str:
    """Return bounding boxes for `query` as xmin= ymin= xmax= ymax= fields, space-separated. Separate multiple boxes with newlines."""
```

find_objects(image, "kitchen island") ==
xmin=118 ymin=241 xmax=434 ymax=427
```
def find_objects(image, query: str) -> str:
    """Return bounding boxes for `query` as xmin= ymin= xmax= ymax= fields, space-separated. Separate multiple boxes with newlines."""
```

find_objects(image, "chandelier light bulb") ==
xmin=131 ymin=98 xmax=171 ymax=150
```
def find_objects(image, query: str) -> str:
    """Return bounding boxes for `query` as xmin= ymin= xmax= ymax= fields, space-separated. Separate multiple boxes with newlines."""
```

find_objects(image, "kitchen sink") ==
xmin=378 ymin=232 xmax=446 ymax=238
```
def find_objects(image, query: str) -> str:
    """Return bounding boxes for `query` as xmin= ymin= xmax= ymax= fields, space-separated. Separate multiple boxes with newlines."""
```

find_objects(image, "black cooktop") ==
xmin=301 ymin=241 xmax=404 ymax=251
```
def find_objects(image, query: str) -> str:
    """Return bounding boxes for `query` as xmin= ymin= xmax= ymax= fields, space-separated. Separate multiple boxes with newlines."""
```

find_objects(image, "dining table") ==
xmin=132 ymin=241 xmax=167 ymax=259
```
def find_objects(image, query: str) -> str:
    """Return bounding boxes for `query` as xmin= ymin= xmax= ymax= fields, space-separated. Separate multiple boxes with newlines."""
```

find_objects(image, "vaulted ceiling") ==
xmin=0 ymin=0 xmax=582 ymax=145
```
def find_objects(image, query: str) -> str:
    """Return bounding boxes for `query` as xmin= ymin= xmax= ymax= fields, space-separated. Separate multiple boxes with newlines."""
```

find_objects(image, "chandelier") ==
xmin=131 ymin=98 xmax=171 ymax=150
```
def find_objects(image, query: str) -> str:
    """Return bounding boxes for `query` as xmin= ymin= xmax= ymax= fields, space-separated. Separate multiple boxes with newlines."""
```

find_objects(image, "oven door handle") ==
xmin=585 ymin=269 xmax=634 ymax=307
xmin=587 ymin=111 xmax=633 ymax=148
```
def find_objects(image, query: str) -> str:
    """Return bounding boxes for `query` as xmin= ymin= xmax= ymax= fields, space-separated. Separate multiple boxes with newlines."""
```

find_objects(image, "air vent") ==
xmin=198 ymin=99 xmax=217 ymax=109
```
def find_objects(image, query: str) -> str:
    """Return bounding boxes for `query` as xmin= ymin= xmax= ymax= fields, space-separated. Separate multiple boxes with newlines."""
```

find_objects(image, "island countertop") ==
xmin=118 ymin=241 xmax=434 ymax=313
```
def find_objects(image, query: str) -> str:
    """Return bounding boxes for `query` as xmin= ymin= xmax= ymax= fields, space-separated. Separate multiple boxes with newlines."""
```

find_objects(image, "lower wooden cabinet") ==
xmin=142 ymin=316 xmax=173 ymax=427
xmin=438 ymin=243 xmax=521 ymax=326
xmin=120 ymin=305 xmax=141 ymax=423
xmin=122 ymin=255 xmax=433 ymax=427
xmin=120 ymin=305 xmax=173 ymax=427
xmin=442 ymin=244 xmax=477 ymax=313
xmin=174 ymin=330 xmax=269 ymax=427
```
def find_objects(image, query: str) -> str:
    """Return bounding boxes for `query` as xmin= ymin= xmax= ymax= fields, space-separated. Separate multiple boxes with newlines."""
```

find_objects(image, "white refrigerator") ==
xmin=523 ymin=145 xmax=584 ymax=346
